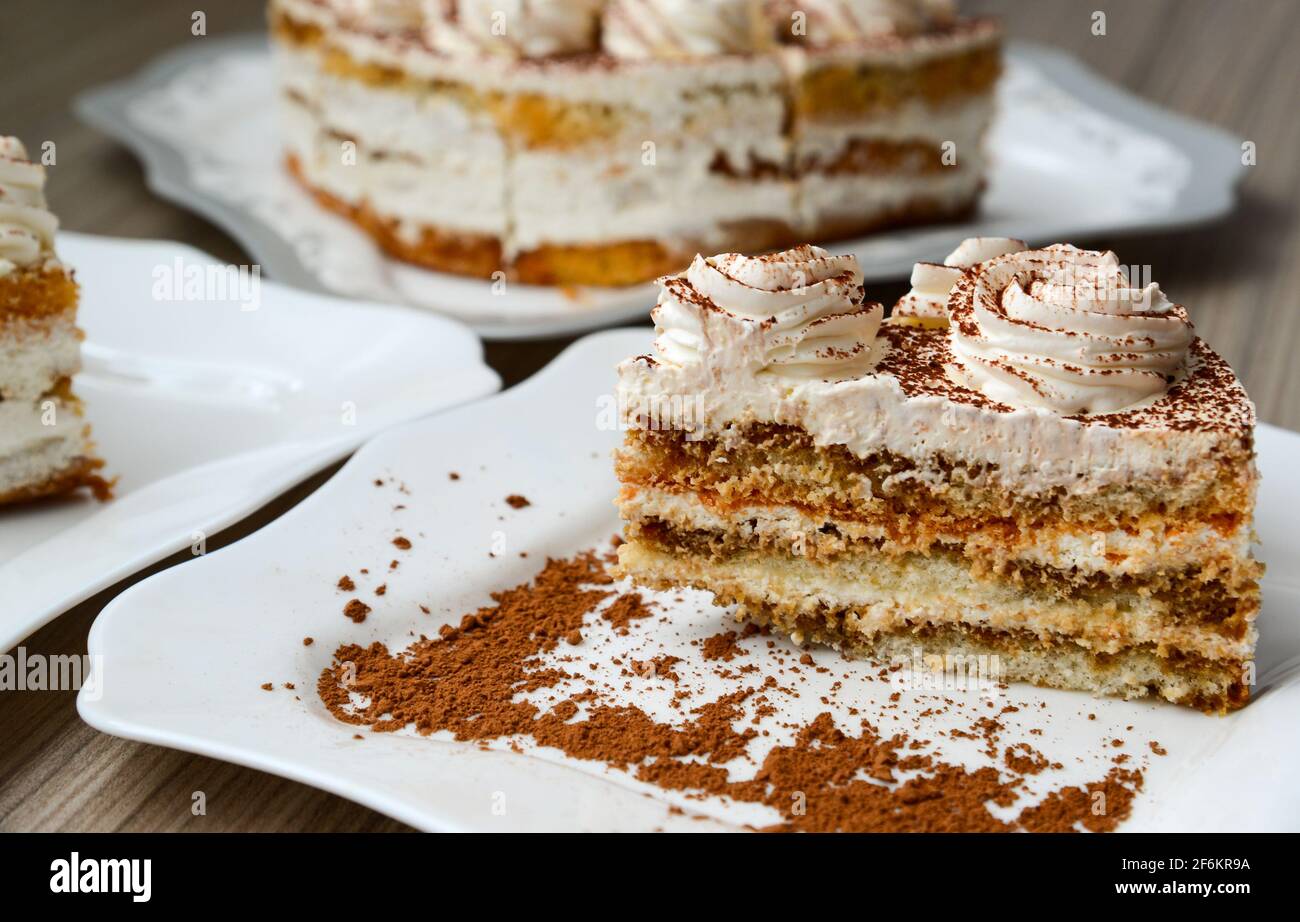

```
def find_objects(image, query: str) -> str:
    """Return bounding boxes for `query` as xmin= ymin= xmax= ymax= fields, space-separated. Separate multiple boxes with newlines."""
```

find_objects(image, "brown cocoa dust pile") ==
xmin=317 ymin=550 xmax=1142 ymax=832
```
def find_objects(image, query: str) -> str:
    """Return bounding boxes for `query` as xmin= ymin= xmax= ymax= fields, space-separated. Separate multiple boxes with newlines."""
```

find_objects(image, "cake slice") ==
xmin=613 ymin=242 xmax=1261 ymax=712
xmin=0 ymin=136 xmax=109 ymax=505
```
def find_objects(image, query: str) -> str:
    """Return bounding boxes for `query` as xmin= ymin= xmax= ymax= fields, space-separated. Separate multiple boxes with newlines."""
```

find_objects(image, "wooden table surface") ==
xmin=2 ymin=0 xmax=1297 ymax=832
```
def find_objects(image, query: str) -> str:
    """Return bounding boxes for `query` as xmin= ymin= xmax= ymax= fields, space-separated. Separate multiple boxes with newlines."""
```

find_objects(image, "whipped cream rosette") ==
xmin=948 ymin=244 xmax=1194 ymax=415
xmin=0 ymin=137 xmax=59 ymax=275
xmin=603 ymin=0 xmax=773 ymax=59
xmin=895 ymin=236 xmax=1026 ymax=322
xmin=652 ymin=245 xmax=882 ymax=380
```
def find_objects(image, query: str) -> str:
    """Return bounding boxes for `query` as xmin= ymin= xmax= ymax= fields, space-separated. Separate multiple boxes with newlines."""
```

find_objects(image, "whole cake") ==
xmin=0 ymin=137 xmax=108 ymax=504
xmin=270 ymin=0 xmax=1000 ymax=286
xmin=613 ymin=242 xmax=1261 ymax=712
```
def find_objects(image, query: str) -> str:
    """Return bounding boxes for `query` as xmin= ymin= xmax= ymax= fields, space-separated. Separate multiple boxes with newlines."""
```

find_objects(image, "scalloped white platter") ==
xmin=79 ymin=330 xmax=1300 ymax=832
xmin=0 ymin=233 xmax=499 ymax=655
xmin=76 ymin=38 xmax=1244 ymax=340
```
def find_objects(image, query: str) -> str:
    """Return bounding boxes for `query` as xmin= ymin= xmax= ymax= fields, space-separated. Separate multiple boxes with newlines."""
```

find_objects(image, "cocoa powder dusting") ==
xmin=319 ymin=550 xmax=1144 ymax=832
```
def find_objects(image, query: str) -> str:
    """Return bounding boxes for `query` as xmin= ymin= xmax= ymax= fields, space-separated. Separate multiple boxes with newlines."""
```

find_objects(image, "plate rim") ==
xmin=0 ymin=231 xmax=501 ymax=655
xmin=74 ymin=34 xmax=1245 ymax=342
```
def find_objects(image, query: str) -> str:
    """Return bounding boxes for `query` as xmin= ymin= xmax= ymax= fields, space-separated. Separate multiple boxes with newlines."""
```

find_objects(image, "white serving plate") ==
xmin=79 ymin=330 xmax=1300 ymax=832
xmin=0 ymin=233 xmax=499 ymax=655
xmin=75 ymin=37 xmax=1244 ymax=341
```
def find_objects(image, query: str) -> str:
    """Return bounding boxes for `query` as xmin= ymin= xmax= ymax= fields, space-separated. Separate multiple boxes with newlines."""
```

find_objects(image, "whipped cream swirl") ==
xmin=895 ymin=237 xmax=1026 ymax=321
xmin=603 ymin=0 xmax=773 ymax=59
xmin=949 ymin=245 xmax=1194 ymax=415
xmin=0 ymin=137 xmax=58 ymax=276
xmin=429 ymin=0 xmax=603 ymax=58
xmin=653 ymin=245 xmax=882 ymax=380
xmin=770 ymin=0 xmax=955 ymax=44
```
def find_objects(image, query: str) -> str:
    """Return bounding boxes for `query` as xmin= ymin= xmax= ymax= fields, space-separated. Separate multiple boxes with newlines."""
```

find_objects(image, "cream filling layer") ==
xmin=799 ymin=156 xmax=985 ymax=225
xmin=0 ymin=318 xmax=82 ymax=401
xmin=0 ymin=397 xmax=87 ymax=495
xmin=618 ymin=485 xmax=1255 ymax=582
xmin=617 ymin=540 xmax=1256 ymax=663
xmin=795 ymin=95 xmax=994 ymax=167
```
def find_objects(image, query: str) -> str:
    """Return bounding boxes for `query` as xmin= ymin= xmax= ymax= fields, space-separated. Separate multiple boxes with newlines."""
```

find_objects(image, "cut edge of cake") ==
xmin=612 ymin=241 xmax=1261 ymax=713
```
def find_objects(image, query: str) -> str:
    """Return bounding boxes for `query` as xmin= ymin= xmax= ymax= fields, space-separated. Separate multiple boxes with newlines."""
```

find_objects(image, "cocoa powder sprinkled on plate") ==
xmin=343 ymin=599 xmax=371 ymax=623
xmin=505 ymin=494 xmax=531 ymax=509
xmin=318 ymin=550 xmax=1145 ymax=832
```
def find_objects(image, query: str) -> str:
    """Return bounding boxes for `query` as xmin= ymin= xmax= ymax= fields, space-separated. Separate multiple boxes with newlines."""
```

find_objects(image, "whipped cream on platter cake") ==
xmin=270 ymin=0 xmax=1001 ymax=287
xmin=614 ymin=241 xmax=1261 ymax=713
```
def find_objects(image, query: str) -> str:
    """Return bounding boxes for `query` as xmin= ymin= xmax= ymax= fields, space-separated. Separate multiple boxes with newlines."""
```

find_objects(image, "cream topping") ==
xmin=949 ymin=245 xmax=1194 ymax=415
xmin=602 ymin=0 xmax=772 ymax=59
xmin=0 ymin=137 xmax=59 ymax=276
xmin=771 ymin=0 xmax=956 ymax=45
xmin=896 ymin=237 xmax=1026 ymax=320
xmin=652 ymin=245 xmax=882 ymax=380
xmin=429 ymin=0 xmax=604 ymax=58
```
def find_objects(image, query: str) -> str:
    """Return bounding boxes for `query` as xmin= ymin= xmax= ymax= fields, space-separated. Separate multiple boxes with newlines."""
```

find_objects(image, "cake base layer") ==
xmin=0 ymin=385 xmax=111 ymax=506
xmin=0 ymin=451 xmax=111 ymax=505
xmin=290 ymin=153 xmax=978 ymax=286
xmin=615 ymin=539 xmax=1250 ymax=713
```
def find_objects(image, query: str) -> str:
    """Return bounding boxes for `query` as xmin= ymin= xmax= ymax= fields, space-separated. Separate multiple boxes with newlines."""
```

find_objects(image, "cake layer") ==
xmin=276 ymin=47 xmax=511 ymax=240
xmin=618 ymin=483 xmax=1259 ymax=589
xmin=790 ymin=32 xmax=1001 ymax=120
xmin=0 ymin=389 xmax=107 ymax=503
xmin=0 ymin=263 xmax=78 ymax=323
xmin=0 ymin=309 xmax=84 ymax=401
xmin=615 ymin=423 xmax=1254 ymax=538
xmin=615 ymin=540 xmax=1250 ymax=711
xmin=616 ymin=535 xmax=1256 ymax=662
xmin=796 ymin=96 xmax=994 ymax=169
xmin=799 ymin=160 xmax=984 ymax=233
xmin=618 ymin=324 xmax=1258 ymax=505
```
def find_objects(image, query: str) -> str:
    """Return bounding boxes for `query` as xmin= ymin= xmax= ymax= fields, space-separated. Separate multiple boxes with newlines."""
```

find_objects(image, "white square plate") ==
xmin=75 ymin=38 xmax=1244 ymax=340
xmin=0 ymin=233 xmax=499 ymax=655
xmin=78 ymin=330 xmax=1300 ymax=832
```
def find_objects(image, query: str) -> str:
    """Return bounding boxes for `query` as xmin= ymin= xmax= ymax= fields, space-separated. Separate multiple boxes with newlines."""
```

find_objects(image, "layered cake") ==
xmin=270 ymin=0 xmax=1000 ymax=285
xmin=613 ymin=243 xmax=1261 ymax=711
xmin=0 ymin=137 xmax=108 ymax=505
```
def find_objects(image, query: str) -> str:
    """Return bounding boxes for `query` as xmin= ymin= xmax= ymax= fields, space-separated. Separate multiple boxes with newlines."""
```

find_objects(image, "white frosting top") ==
xmin=0 ymin=137 xmax=59 ymax=277
xmin=429 ymin=0 xmax=604 ymax=58
xmin=652 ymin=245 xmax=882 ymax=380
xmin=895 ymin=236 xmax=1026 ymax=321
xmin=771 ymin=0 xmax=956 ymax=45
xmin=949 ymin=245 xmax=1194 ymax=415
xmin=602 ymin=0 xmax=773 ymax=59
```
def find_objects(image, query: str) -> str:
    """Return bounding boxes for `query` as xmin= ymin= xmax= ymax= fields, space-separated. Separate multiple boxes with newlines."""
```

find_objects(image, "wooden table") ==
xmin=2 ymin=0 xmax=1297 ymax=832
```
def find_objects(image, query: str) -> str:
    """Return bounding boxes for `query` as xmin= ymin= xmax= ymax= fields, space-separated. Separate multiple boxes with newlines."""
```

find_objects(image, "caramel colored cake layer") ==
xmin=793 ymin=43 xmax=1001 ymax=121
